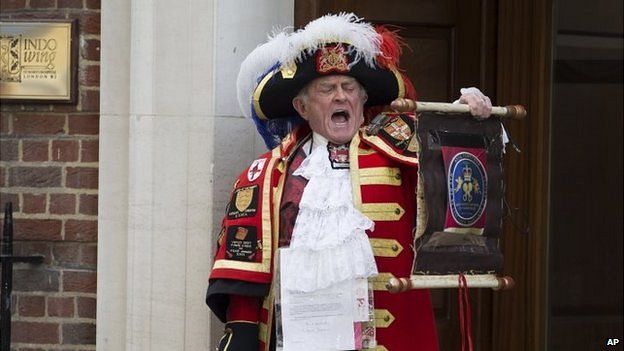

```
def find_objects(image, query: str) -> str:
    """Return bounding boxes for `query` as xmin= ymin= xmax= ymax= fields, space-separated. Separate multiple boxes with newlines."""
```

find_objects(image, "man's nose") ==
xmin=333 ymin=87 xmax=347 ymax=101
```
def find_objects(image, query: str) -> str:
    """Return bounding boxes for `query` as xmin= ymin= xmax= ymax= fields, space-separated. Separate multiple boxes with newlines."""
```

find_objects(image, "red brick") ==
xmin=68 ymin=114 xmax=99 ymax=135
xmin=80 ymin=12 xmax=101 ymax=35
xmin=0 ymin=139 xmax=19 ymax=161
xmin=9 ymin=166 xmax=62 ymax=187
xmin=14 ymin=218 xmax=62 ymax=241
xmin=12 ymin=321 xmax=59 ymax=344
xmin=79 ymin=194 xmax=98 ymax=215
xmin=52 ymin=103 xmax=80 ymax=113
xmin=85 ymin=0 xmax=100 ymax=9
xmin=63 ymin=270 xmax=96 ymax=293
xmin=52 ymin=140 xmax=79 ymax=161
xmin=22 ymin=140 xmax=49 ymax=161
xmin=13 ymin=268 xmax=60 ymax=292
xmin=48 ymin=297 xmax=75 ymax=317
xmin=80 ymin=243 xmax=97 ymax=268
xmin=0 ymin=0 xmax=26 ymax=11
xmin=13 ymin=114 xmax=65 ymax=135
xmin=66 ymin=167 xmax=98 ymax=189
xmin=3 ymin=11 xmax=65 ymax=20
xmin=58 ymin=0 xmax=83 ymax=8
xmin=62 ymin=322 xmax=96 ymax=345
xmin=12 ymin=295 xmax=17 ymax=315
xmin=80 ymin=139 xmax=98 ymax=162
xmin=77 ymin=297 xmax=96 ymax=318
xmin=65 ymin=219 xmax=97 ymax=241
xmin=29 ymin=0 xmax=56 ymax=8
xmin=81 ymin=39 xmax=100 ymax=61
xmin=14 ymin=241 xmax=53 ymax=265
xmin=23 ymin=193 xmax=47 ymax=213
xmin=79 ymin=64 xmax=100 ymax=87
xmin=0 ymin=112 xmax=11 ymax=133
xmin=80 ymin=90 xmax=100 ymax=112
xmin=50 ymin=193 xmax=76 ymax=214
xmin=0 ymin=192 xmax=20 ymax=212
xmin=53 ymin=242 xmax=92 ymax=269
xmin=18 ymin=295 xmax=45 ymax=317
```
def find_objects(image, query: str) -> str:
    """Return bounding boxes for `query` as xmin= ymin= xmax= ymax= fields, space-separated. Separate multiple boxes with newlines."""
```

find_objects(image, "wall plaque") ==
xmin=0 ymin=20 xmax=77 ymax=103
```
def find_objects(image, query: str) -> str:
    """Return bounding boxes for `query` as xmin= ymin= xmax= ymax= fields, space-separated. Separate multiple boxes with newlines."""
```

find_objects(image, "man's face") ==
xmin=292 ymin=75 xmax=366 ymax=145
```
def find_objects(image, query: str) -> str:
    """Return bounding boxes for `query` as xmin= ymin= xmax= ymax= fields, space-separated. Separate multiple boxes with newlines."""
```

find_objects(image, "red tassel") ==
xmin=458 ymin=273 xmax=474 ymax=351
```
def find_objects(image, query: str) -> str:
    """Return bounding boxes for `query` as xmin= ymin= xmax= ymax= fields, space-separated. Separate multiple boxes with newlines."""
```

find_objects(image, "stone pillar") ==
xmin=98 ymin=0 xmax=293 ymax=349
xmin=211 ymin=0 xmax=294 ymax=340
xmin=98 ymin=0 xmax=214 ymax=350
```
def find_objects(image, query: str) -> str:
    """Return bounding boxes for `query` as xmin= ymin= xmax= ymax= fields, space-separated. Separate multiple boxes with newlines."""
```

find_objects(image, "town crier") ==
xmin=206 ymin=13 xmax=492 ymax=351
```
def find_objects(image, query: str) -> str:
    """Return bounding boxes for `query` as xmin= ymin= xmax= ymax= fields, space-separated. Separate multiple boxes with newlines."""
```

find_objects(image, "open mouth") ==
xmin=331 ymin=109 xmax=350 ymax=124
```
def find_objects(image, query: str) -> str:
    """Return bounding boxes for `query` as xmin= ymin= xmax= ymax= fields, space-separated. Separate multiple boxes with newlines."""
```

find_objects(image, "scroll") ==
xmin=383 ymin=99 xmax=522 ymax=292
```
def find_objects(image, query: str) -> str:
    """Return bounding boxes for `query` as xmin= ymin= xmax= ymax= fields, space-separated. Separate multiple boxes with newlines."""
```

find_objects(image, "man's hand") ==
xmin=458 ymin=87 xmax=492 ymax=120
xmin=216 ymin=322 xmax=259 ymax=351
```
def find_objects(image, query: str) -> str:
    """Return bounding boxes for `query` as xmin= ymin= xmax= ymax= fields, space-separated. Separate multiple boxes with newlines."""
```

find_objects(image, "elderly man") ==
xmin=207 ymin=13 xmax=492 ymax=351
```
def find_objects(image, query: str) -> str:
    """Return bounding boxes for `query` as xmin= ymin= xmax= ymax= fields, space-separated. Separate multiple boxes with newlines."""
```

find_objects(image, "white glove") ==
xmin=456 ymin=87 xmax=492 ymax=120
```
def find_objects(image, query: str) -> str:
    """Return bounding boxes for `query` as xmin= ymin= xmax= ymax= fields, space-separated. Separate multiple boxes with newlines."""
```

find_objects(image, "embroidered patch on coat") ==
xmin=327 ymin=142 xmax=350 ymax=169
xmin=380 ymin=115 xmax=413 ymax=146
xmin=225 ymin=226 xmax=258 ymax=261
xmin=247 ymin=158 xmax=267 ymax=182
xmin=216 ymin=226 xmax=226 ymax=251
xmin=227 ymin=185 xmax=259 ymax=219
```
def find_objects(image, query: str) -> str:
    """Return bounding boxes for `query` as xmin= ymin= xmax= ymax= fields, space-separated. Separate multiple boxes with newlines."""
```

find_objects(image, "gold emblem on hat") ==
xmin=383 ymin=117 xmax=411 ymax=141
xmin=317 ymin=45 xmax=349 ymax=73
xmin=235 ymin=186 xmax=254 ymax=212
xmin=280 ymin=62 xmax=297 ymax=79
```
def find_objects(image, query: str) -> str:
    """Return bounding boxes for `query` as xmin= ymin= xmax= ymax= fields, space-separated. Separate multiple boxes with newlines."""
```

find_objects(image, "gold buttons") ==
xmin=370 ymin=239 xmax=403 ymax=257
xmin=374 ymin=309 xmax=395 ymax=328
xmin=371 ymin=273 xmax=396 ymax=290
xmin=361 ymin=203 xmax=405 ymax=221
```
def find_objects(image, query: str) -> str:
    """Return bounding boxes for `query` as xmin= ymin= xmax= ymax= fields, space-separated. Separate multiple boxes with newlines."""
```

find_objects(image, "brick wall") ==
xmin=0 ymin=0 xmax=100 ymax=349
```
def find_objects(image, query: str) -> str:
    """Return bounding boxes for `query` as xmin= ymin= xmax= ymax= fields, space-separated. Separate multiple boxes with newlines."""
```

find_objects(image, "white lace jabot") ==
xmin=281 ymin=133 xmax=378 ymax=292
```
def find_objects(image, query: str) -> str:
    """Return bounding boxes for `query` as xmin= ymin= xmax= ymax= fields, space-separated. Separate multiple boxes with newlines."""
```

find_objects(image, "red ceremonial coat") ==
xmin=208 ymin=116 xmax=438 ymax=351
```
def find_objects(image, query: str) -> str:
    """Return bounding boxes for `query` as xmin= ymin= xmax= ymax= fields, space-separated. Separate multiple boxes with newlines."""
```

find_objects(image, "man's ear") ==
xmin=292 ymin=97 xmax=308 ymax=121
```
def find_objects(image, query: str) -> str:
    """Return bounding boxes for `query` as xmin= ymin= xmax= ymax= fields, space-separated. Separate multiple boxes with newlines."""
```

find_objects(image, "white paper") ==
xmin=280 ymin=248 xmax=355 ymax=351
xmin=352 ymin=278 xmax=370 ymax=322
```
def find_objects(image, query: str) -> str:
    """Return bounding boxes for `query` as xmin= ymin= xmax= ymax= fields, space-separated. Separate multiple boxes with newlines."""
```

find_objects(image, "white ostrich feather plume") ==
xmin=236 ymin=31 xmax=291 ymax=118
xmin=236 ymin=13 xmax=381 ymax=118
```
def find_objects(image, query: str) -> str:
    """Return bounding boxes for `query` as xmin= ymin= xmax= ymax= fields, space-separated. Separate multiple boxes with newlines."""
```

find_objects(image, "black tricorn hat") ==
xmin=237 ymin=13 xmax=415 ymax=122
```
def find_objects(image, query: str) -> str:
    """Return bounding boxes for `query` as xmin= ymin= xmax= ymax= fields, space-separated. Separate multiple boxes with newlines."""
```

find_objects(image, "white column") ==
xmin=99 ymin=0 xmax=294 ymax=349
xmin=98 ymin=0 xmax=215 ymax=350
xmin=211 ymin=0 xmax=293 ymax=340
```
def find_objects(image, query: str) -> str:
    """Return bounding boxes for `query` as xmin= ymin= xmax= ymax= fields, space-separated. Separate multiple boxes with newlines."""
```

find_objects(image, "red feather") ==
xmin=375 ymin=25 xmax=417 ymax=100
xmin=376 ymin=25 xmax=403 ymax=69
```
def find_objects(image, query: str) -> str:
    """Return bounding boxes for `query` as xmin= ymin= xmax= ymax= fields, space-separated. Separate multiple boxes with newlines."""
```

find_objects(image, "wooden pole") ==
xmin=386 ymin=274 xmax=515 ymax=294
xmin=390 ymin=98 xmax=527 ymax=120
